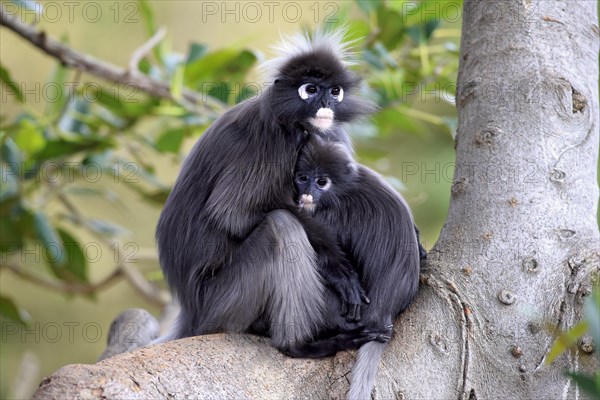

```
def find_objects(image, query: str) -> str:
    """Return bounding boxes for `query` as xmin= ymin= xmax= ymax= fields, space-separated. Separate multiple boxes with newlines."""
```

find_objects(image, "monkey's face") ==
xmin=271 ymin=76 xmax=349 ymax=133
xmin=295 ymin=172 xmax=332 ymax=212
xmin=270 ymin=50 xmax=367 ymax=132
xmin=294 ymin=141 xmax=357 ymax=212
xmin=297 ymin=82 xmax=343 ymax=131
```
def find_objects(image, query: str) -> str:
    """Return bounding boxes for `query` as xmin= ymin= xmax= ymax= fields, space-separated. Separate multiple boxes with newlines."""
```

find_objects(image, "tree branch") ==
xmin=56 ymin=193 xmax=170 ymax=307
xmin=128 ymin=27 xmax=167 ymax=73
xmin=0 ymin=262 xmax=122 ymax=295
xmin=0 ymin=8 xmax=223 ymax=114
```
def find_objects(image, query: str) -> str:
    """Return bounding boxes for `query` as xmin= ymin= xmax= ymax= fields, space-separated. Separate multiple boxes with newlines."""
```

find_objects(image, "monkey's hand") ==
xmin=323 ymin=262 xmax=370 ymax=322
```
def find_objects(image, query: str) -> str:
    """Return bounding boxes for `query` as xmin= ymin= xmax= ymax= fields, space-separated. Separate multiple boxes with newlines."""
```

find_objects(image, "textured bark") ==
xmin=33 ymin=1 xmax=599 ymax=399
xmin=34 ymin=334 xmax=349 ymax=400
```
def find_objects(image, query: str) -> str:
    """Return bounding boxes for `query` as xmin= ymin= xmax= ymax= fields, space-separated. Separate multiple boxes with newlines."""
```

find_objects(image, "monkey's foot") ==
xmin=280 ymin=326 xmax=390 ymax=359
xmin=98 ymin=308 xmax=160 ymax=361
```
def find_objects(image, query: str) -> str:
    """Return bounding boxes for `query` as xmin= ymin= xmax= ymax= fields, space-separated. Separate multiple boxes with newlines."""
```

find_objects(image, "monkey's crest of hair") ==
xmin=260 ymin=27 xmax=357 ymax=82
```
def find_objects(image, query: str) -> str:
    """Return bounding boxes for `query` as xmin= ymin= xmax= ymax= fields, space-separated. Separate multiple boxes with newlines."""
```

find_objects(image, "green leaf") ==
xmin=186 ymin=42 xmax=208 ymax=64
xmin=138 ymin=58 xmax=152 ymax=74
xmin=56 ymin=228 xmax=88 ymax=282
xmin=546 ymin=321 xmax=589 ymax=364
xmin=206 ymin=82 xmax=231 ymax=104
xmin=0 ymin=204 xmax=34 ymax=246
xmin=86 ymin=219 xmax=129 ymax=237
xmin=184 ymin=49 xmax=257 ymax=89
xmin=376 ymin=9 xmax=404 ymax=49
xmin=356 ymin=0 xmax=382 ymax=14
xmin=138 ymin=0 xmax=157 ymax=36
xmin=44 ymin=61 xmax=69 ymax=117
xmin=13 ymin=120 xmax=45 ymax=155
xmin=564 ymin=372 xmax=600 ymax=397
xmin=0 ymin=295 xmax=28 ymax=324
xmin=170 ymin=64 xmax=185 ymax=101
xmin=139 ymin=188 xmax=170 ymax=205
xmin=35 ymin=137 xmax=115 ymax=161
xmin=1 ymin=140 xmax=21 ymax=203
xmin=374 ymin=108 xmax=422 ymax=136
xmin=343 ymin=20 xmax=370 ymax=44
xmin=0 ymin=63 xmax=24 ymax=102
xmin=406 ymin=19 xmax=441 ymax=45
xmin=394 ymin=0 xmax=444 ymax=25
xmin=0 ymin=206 xmax=26 ymax=252
xmin=373 ymin=42 xmax=399 ymax=68
xmin=155 ymin=128 xmax=186 ymax=154
xmin=424 ymin=19 xmax=441 ymax=41
xmin=362 ymin=49 xmax=386 ymax=70
xmin=1 ymin=138 xmax=24 ymax=166
xmin=33 ymin=211 xmax=66 ymax=271
xmin=406 ymin=25 xmax=423 ymax=44
xmin=138 ymin=0 xmax=166 ymax=64
xmin=92 ymin=87 xmax=157 ymax=120
xmin=58 ymin=97 xmax=90 ymax=135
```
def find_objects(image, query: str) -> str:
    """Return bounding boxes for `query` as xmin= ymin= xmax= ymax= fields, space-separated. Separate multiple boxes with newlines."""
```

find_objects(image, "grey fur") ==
xmin=155 ymin=29 xmax=379 ymax=355
xmin=347 ymin=341 xmax=386 ymax=400
xmin=294 ymin=138 xmax=421 ymax=399
xmin=265 ymin=211 xmax=325 ymax=346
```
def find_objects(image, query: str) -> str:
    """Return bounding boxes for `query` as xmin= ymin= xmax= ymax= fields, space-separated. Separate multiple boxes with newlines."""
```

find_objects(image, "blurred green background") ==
xmin=0 ymin=1 xmax=464 ymax=398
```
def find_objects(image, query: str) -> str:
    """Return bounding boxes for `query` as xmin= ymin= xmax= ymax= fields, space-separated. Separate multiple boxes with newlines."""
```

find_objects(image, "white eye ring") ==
xmin=316 ymin=177 xmax=331 ymax=191
xmin=298 ymin=83 xmax=318 ymax=100
xmin=332 ymin=87 xmax=344 ymax=102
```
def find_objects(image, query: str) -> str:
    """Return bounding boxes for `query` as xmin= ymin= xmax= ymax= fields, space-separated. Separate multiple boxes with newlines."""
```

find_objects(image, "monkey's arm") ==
xmin=202 ymin=150 xmax=271 ymax=239
xmin=291 ymin=208 xmax=369 ymax=322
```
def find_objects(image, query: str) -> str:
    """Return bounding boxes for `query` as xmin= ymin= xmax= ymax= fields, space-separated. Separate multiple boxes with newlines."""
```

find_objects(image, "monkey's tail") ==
xmin=347 ymin=340 xmax=387 ymax=400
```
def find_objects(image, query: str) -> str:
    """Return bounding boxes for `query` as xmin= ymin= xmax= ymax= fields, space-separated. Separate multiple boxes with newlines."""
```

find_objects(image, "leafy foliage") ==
xmin=0 ymin=0 xmax=460 ymax=321
xmin=547 ymin=287 xmax=600 ymax=397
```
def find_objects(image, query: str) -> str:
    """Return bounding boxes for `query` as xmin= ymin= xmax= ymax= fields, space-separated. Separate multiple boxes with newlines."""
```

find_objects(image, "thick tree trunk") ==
xmin=396 ymin=0 xmax=600 ymax=398
xmin=33 ymin=1 xmax=599 ymax=399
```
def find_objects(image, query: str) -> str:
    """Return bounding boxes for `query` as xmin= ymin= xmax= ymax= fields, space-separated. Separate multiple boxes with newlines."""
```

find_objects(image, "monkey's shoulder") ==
xmin=183 ymin=102 xmax=274 ymax=170
xmin=351 ymin=167 xmax=408 ymax=208
xmin=198 ymin=100 xmax=261 ymax=142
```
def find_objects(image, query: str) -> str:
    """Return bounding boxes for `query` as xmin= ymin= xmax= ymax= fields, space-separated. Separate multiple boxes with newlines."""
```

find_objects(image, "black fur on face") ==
xmin=268 ymin=49 xmax=376 ymax=130
xmin=295 ymin=137 xmax=358 ymax=209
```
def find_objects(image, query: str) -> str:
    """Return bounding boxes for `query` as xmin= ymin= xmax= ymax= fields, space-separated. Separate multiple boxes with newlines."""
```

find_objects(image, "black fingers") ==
xmin=335 ymin=270 xmax=369 ymax=322
xmin=345 ymin=302 xmax=361 ymax=322
xmin=359 ymin=286 xmax=370 ymax=304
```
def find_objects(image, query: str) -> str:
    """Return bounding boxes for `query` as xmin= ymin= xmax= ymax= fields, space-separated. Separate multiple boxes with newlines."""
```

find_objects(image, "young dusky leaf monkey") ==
xmin=294 ymin=136 xmax=421 ymax=399
xmin=155 ymin=28 xmax=390 ymax=358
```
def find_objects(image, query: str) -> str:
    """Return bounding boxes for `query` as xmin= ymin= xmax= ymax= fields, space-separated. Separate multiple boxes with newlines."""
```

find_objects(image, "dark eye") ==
xmin=297 ymin=175 xmax=308 ymax=183
xmin=316 ymin=178 xmax=329 ymax=188
xmin=298 ymin=83 xmax=319 ymax=100
xmin=330 ymin=86 xmax=344 ymax=101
